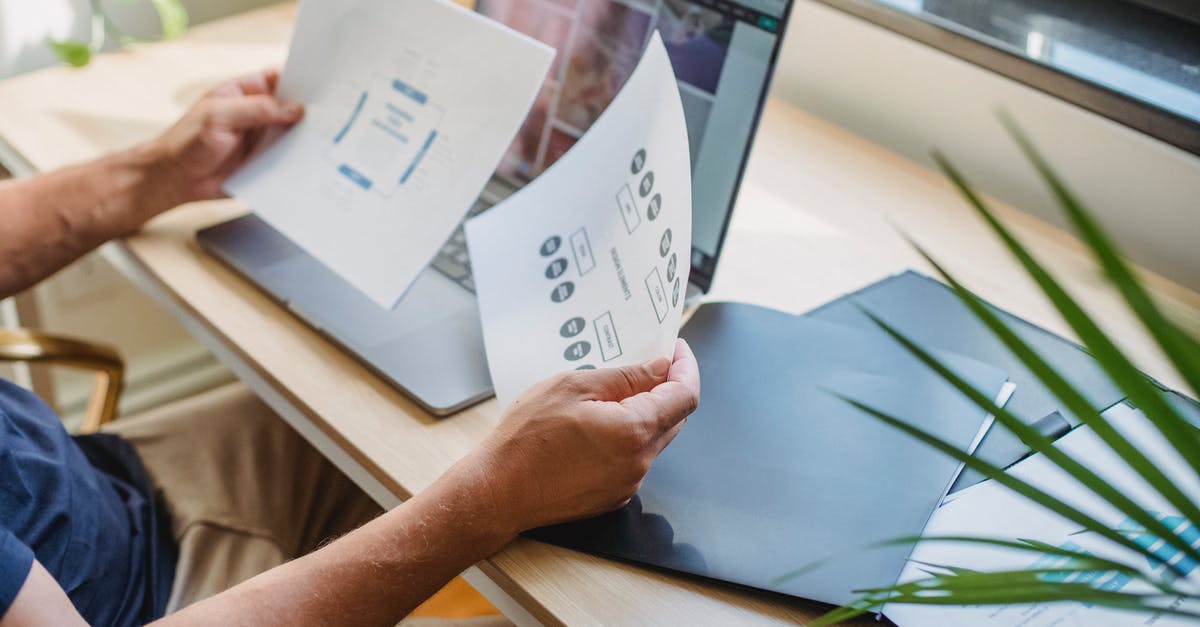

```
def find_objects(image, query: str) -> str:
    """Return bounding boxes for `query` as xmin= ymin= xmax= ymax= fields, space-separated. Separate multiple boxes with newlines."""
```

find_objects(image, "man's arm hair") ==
xmin=0 ymin=482 xmax=497 ymax=627
xmin=0 ymin=482 xmax=498 ymax=627
xmin=0 ymin=69 xmax=302 ymax=300
xmin=159 ymin=459 xmax=515 ymax=626
xmin=0 ymin=146 xmax=172 ymax=299
xmin=1 ymin=342 xmax=699 ymax=627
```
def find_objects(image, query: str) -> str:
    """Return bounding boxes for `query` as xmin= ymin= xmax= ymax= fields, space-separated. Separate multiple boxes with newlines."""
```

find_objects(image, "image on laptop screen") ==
xmin=476 ymin=0 xmax=791 ymax=291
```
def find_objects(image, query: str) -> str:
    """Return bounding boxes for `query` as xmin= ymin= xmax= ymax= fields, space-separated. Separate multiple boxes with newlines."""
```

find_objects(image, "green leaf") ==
xmin=873 ymin=581 xmax=1192 ymax=611
xmin=812 ymin=579 xmax=1200 ymax=627
xmin=893 ymin=536 xmax=1147 ymax=582
xmin=835 ymin=393 xmax=1195 ymax=578
xmin=932 ymin=152 xmax=1200 ymax=484
xmin=852 ymin=564 xmax=1155 ymax=595
xmin=775 ymin=534 xmax=1145 ymax=588
xmin=820 ymin=568 xmax=1200 ymax=624
xmin=149 ymin=0 xmax=189 ymax=39
xmin=812 ymin=125 xmax=1200 ymax=626
xmin=999 ymin=114 xmax=1200 ymax=400
xmin=862 ymin=306 xmax=1200 ymax=570
xmin=47 ymin=39 xmax=93 ymax=67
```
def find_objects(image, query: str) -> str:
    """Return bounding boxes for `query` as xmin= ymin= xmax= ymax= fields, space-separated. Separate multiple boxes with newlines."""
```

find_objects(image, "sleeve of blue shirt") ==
xmin=0 ymin=528 xmax=34 ymax=619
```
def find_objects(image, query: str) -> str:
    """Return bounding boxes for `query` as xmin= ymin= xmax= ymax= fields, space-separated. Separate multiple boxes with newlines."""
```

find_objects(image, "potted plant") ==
xmin=48 ymin=0 xmax=188 ymax=67
xmin=815 ymin=118 xmax=1200 ymax=624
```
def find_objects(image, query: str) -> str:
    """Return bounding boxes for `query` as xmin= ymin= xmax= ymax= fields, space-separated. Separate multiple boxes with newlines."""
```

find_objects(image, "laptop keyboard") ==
xmin=431 ymin=222 xmax=477 ymax=292
xmin=431 ymin=186 xmax=509 ymax=293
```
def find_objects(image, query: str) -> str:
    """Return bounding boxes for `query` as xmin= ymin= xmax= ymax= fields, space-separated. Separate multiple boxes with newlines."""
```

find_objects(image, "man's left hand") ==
xmin=148 ymin=69 xmax=302 ymax=208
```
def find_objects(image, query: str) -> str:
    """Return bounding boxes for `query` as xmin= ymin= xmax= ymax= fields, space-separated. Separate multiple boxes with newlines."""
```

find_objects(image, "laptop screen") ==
xmin=476 ymin=0 xmax=793 ymax=292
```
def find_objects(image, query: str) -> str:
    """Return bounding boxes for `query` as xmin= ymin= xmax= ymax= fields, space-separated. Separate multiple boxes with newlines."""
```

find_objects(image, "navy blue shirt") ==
xmin=0 ymin=379 xmax=174 ymax=625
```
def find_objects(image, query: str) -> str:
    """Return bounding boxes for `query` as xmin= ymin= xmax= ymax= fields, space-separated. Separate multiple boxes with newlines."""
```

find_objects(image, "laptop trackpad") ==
xmin=263 ymin=257 xmax=476 ymax=351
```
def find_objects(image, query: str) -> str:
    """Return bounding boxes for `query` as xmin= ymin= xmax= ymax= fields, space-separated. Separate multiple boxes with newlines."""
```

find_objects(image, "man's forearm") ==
xmin=153 ymin=343 xmax=700 ymax=626
xmin=0 ymin=142 xmax=178 ymax=299
xmin=158 ymin=454 xmax=516 ymax=627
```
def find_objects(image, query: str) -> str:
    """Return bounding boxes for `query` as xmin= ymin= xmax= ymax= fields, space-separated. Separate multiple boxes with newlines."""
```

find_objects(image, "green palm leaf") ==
xmin=812 ymin=572 xmax=1198 ymax=627
xmin=776 ymin=534 xmax=1153 ymax=590
xmin=902 ymin=245 xmax=1200 ymax=523
xmin=862 ymin=297 xmax=1200 ymax=566
xmin=1000 ymin=114 xmax=1200 ymax=399
xmin=816 ymin=121 xmax=1200 ymax=624
xmin=835 ymin=394 xmax=1193 ymax=578
xmin=933 ymin=152 xmax=1200 ymax=483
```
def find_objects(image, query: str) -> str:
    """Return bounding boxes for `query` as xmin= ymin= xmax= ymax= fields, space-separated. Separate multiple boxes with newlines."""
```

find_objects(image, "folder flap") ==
xmin=528 ymin=300 xmax=1008 ymax=605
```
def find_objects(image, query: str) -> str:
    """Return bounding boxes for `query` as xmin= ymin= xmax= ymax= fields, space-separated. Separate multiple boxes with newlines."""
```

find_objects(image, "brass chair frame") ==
xmin=0 ymin=329 xmax=124 ymax=433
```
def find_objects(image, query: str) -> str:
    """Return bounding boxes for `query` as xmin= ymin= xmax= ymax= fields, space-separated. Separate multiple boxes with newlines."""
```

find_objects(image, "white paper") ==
xmin=225 ymin=0 xmax=554 ymax=308
xmin=887 ymin=403 xmax=1200 ymax=626
xmin=465 ymin=34 xmax=691 ymax=408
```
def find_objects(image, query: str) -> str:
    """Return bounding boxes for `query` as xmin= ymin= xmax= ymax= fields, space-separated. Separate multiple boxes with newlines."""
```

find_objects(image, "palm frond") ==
xmin=812 ymin=573 xmax=1199 ymax=627
xmin=835 ymin=394 xmax=1194 ymax=579
xmin=999 ymin=114 xmax=1200 ymax=399
xmin=816 ymin=121 xmax=1200 ymax=624
xmin=933 ymin=153 xmax=1200 ymax=484
xmin=861 ymin=302 xmax=1200 ymax=568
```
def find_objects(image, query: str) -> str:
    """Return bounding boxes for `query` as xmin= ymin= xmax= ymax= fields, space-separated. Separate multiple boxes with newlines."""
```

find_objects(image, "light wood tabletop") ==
xmin=1 ymin=2 xmax=1197 ymax=624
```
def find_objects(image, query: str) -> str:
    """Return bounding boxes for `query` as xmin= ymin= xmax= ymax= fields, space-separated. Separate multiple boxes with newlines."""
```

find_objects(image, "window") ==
xmin=816 ymin=0 xmax=1200 ymax=156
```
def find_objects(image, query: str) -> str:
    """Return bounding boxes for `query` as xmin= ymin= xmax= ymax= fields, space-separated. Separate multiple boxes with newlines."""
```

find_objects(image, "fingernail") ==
xmin=283 ymin=102 xmax=303 ymax=117
xmin=646 ymin=357 xmax=670 ymax=378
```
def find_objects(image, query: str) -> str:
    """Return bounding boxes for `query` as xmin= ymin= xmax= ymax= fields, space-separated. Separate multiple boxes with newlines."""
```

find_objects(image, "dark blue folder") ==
xmin=526 ymin=271 xmax=1129 ymax=605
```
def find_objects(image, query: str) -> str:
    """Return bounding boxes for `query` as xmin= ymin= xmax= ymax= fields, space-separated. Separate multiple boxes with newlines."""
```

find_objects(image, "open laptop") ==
xmin=197 ymin=0 xmax=796 ymax=415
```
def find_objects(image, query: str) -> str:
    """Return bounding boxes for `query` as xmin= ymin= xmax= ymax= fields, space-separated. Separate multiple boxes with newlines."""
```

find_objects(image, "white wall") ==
xmin=0 ymin=0 xmax=280 ymax=78
xmin=771 ymin=1 xmax=1200 ymax=291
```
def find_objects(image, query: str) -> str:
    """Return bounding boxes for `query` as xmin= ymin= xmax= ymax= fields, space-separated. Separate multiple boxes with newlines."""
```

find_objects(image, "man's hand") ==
xmin=147 ymin=69 xmax=302 ymax=208
xmin=0 ymin=70 xmax=302 ymax=298
xmin=462 ymin=338 xmax=701 ymax=535
xmin=155 ymin=340 xmax=700 ymax=627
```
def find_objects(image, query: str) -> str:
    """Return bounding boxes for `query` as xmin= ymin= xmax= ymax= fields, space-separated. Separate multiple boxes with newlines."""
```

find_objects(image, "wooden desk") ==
xmin=1 ymin=3 xmax=1197 ymax=624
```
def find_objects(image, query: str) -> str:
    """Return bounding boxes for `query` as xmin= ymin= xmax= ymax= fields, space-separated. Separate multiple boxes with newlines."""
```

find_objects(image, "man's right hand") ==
xmin=151 ymin=340 xmax=699 ymax=627
xmin=463 ymin=338 xmax=700 ymax=535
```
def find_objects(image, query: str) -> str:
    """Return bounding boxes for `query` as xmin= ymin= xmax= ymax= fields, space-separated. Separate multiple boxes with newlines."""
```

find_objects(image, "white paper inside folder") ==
xmin=466 ymin=34 xmax=693 ymax=409
xmin=886 ymin=402 xmax=1200 ymax=626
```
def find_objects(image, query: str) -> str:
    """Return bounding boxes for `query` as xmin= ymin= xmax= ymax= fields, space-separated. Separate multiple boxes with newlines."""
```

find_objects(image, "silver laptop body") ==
xmin=197 ymin=180 xmax=702 ymax=415
xmin=197 ymin=0 xmax=792 ymax=414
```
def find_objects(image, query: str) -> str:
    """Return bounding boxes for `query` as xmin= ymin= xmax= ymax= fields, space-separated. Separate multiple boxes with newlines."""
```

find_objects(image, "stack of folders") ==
xmin=528 ymin=270 xmax=1200 ymax=624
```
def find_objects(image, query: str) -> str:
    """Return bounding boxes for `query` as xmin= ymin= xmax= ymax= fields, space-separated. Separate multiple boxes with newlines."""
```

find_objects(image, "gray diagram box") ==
xmin=615 ymin=184 xmax=641 ymax=234
xmin=593 ymin=310 xmax=622 ymax=362
xmin=644 ymin=267 xmax=669 ymax=323
xmin=570 ymin=228 xmax=596 ymax=275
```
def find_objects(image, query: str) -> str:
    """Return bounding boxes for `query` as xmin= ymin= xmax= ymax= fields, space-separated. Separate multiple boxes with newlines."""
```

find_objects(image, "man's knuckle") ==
xmin=618 ymin=367 xmax=639 ymax=395
xmin=549 ymin=371 xmax=576 ymax=395
xmin=682 ymin=391 xmax=700 ymax=415
xmin=195 ymin=99 xmax=216 ymax=120
xmin=628 ymin=424 xmax=655 ymax=450
xmin=559 ymin=371 xmax=587 ymax=392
